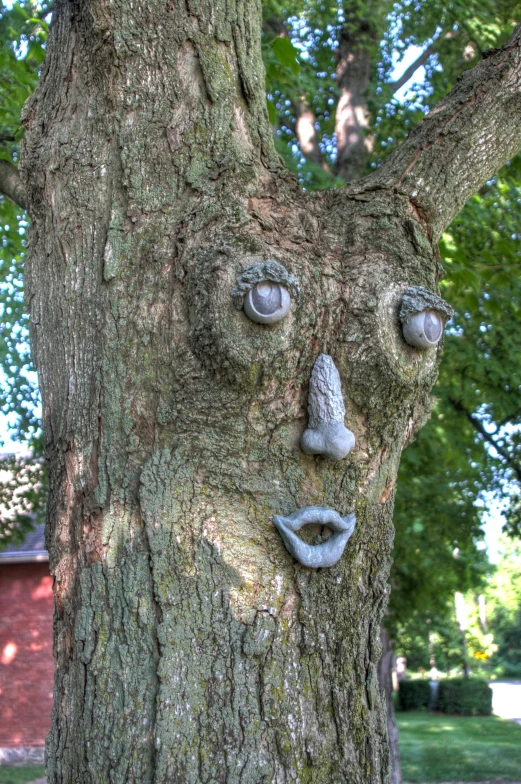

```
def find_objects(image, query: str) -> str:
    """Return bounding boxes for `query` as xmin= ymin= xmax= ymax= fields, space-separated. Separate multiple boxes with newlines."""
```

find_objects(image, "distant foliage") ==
xmin=0 ymin=1 xmax=50 ymax=547
xmin=437 ymin=678 xmax=493 ymax=716
xmin=0 ymin=0 xmax=49 ymax=446
xmin=399 ymin=677 xmax=493 ymax=716
xmin=486 ymin=538 xmax=521 ymax=677
xmin=0 ymin=452 xmax=46 ymax=548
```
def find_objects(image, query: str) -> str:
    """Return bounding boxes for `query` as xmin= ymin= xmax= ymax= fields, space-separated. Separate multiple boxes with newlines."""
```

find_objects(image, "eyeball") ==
xmin=402 ymin=309 xmax=444 ymax=349
xmin=243 ymin=281 xmax=291 ymax=325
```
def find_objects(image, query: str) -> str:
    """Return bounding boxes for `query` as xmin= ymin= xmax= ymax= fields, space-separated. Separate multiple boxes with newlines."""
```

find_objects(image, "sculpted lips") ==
xmin=273 ymin=506 xmax=356 ymax=568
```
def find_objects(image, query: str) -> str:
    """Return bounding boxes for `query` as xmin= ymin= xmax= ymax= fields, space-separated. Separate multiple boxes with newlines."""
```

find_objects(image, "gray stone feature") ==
xmin=243 ymin=282 xmax=292 ymax=324
xmin=300 ymin=354 xmax=355 ymax=460
xmin=402 ymin=309 xmax=444 ymax=349
xmin=0 ymin=746 xmax=45 ymax=765
xmin=273 ymin=506 xmax=356 ymax=568
xmin=399 ymin=286 xmax=453 ymax=350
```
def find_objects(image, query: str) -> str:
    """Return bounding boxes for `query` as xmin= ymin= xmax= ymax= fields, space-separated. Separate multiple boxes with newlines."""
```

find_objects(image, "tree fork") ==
xmin=20 ymin=1 xmax=521 ymax=782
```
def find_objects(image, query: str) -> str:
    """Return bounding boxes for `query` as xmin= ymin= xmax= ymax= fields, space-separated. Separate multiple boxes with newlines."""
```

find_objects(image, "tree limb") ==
xmin=449 ymin=397 xmax=521 ymax=483
xmin=366 ymin=24 xmax=521 ymax=240
xmin=0 ymin=160 xmax=27 ymax=211
xmin=390 ymin=30 xmax=459 ymax=94
xmin=391 ymin=42 xmax=438 ymax=94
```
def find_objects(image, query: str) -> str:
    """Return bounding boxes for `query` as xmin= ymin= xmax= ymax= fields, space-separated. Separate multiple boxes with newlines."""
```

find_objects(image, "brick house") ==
xmin=0 ymin=524 xmax=53 ymax=755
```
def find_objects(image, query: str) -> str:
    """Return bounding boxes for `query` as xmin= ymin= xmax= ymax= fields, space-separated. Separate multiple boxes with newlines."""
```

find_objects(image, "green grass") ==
xmin=0 ymin=766 xmax=45 ymax=784
xmin=2 ymin=718 xmax=521 ymax=784
xmin=398 ymin=712 xmax=521 ymax=782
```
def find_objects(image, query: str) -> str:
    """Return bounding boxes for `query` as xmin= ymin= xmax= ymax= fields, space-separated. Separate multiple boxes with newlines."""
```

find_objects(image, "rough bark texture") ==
xmin=19 ymin=1 xmax=521 ymax=782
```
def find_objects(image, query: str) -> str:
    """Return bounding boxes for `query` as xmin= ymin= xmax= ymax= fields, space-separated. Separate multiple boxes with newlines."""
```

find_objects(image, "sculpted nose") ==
xmin=300 ymin=354 xmax=355 ymax=460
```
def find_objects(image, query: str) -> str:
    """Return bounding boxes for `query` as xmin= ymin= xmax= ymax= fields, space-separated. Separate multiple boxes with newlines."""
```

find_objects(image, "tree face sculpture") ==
xmin=9 ymin=0 xmax=521 ymax=780
xmin=184 ymin=196 xmax=449 ymax=548
xmin=132 ymin=192 xmax=447 ymax=781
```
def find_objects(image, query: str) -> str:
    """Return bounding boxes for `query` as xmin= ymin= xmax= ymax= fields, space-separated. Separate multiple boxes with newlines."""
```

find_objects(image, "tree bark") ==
xmin=19 ymin=1 xmax=521 ymax=781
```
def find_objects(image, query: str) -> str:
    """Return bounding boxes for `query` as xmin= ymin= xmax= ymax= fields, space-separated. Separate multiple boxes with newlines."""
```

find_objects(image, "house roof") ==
xmin=0 ymin=523 xmax=48 ymax=564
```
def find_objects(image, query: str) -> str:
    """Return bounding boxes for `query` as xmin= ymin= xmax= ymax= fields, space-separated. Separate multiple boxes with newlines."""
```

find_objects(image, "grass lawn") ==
xmin=0 ymin=767 xmax=45 ymax=784
xmin=398 ymin=712 xmax=521 ymax=782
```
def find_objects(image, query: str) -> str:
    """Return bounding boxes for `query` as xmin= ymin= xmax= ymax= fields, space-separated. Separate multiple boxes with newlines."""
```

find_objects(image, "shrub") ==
xmin=437 ymin=678 xmax=492 ymax=716
xmin=398 ymin=679 xmax=431 ymax=711
xmin=500 ymin=663 xmax=521 ymax=678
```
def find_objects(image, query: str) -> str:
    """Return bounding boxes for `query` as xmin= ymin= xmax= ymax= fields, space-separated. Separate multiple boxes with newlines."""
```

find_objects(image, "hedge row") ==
xmin=437 ymin=678 xmax=493 ymax=715
xmin=398 ymin=678 xmax=492 ymax=715
xmin=398 ymin=679 xmax=431 ymax=711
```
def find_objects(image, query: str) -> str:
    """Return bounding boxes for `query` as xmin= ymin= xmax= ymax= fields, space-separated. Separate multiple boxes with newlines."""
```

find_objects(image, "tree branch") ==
xmin=366 ymin=24 xmax=521 ymax=240
xmin=391 ymin=43 xmax=438 ymax=94
xmin=0 ymin=160 xmax=27 ymax=211
xmin=449 ymin=397 xmax=521 ymax=483
xmin=390 ymin=30 xmax=459 ymax=94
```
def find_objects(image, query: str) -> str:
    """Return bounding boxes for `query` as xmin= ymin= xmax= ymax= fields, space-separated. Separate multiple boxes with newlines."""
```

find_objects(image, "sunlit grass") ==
xmin=0 ymin=767 xmax=45 ymax=784
xmin=2 ymin=714 xmax=521 ymax=784
xmin=398 ymin=712 xmax=521 ymax=782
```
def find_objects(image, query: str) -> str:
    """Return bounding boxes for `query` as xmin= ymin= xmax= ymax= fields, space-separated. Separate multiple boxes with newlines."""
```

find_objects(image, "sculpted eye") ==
xmin=402 ymin=308 xmax=443 ymax=348
xmin=244 ymin=281 xmax=291 ymax=324
xmin=399 ymin=286 xmax=453 ymax=350
xmin=232 ymin=260 xmax=300 ymax=326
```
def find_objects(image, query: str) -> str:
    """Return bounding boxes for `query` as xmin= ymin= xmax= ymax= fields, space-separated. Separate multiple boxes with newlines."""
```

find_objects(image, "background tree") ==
xmin=486 ymin=536 xmax=521 ymax=677
xmin=0 ymin=0 xmax=48 ymax=543
xmin=390 ymin=159 xmax=521 ymax=681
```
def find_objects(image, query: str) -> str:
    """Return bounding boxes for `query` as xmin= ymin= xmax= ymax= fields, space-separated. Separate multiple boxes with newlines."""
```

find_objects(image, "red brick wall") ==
xmin=0 ymin=562 xmax=54 ymax=746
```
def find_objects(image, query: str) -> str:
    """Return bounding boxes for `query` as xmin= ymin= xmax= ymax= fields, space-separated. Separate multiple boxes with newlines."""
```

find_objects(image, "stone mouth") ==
xmin=273 ymin=506 xmax=356 ymax=569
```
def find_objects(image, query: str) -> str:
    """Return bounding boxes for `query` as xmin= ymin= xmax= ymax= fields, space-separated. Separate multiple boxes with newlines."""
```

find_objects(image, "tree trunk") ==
xmin=378 ymin=627 xmax=402 ymax=784
xmin=19 ymin=1 xmax=521 ymax=781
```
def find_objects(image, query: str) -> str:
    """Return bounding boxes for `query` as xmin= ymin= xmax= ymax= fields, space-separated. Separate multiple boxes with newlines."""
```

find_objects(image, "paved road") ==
xmin=490 ymin=680 xmax=521 ymax=724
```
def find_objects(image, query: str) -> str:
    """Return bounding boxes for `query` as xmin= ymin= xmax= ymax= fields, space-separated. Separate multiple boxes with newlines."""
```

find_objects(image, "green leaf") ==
xmin=272 ymin=36 xmax=301 ymax=76
xmin=266 ymin=97 xmax=277 ymax=126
